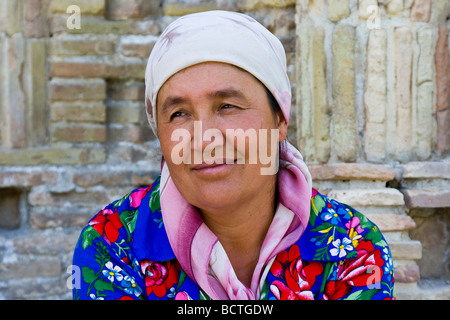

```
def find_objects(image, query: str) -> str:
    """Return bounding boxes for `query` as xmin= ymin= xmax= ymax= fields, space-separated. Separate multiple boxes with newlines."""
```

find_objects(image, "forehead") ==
xmin=156 ymin=62 xmax=264 ymax=104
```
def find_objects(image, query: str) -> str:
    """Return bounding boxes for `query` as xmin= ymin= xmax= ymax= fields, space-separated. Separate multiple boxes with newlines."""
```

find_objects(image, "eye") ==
xmin=170 ymin=111 xmax=186 ymax=120
xmin=220 ymin=104 xmax=236 ymax=110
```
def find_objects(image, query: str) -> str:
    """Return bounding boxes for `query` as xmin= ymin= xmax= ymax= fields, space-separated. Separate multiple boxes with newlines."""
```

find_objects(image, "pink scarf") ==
xmin=159 ymin=141 xmax=312 ymax=300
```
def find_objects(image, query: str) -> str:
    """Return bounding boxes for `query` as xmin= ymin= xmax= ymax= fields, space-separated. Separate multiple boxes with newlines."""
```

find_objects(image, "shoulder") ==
xmin=75 ymin=178 xmax=160 ymax=252
xmin=298 ymin=188 xmax=390 ymax=262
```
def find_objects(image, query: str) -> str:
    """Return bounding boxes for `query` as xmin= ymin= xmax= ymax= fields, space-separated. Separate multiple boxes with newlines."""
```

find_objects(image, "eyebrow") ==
xmin=160 ymin=88 xmax=248 ymax=115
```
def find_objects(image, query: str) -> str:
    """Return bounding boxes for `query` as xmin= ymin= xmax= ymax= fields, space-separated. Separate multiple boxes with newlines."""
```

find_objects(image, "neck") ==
xmin=198 ymin=177 xmax=277 ymax=287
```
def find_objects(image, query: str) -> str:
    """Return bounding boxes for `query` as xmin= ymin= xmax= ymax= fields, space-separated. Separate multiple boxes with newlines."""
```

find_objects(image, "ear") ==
xmin=277 ymin=112 xmax=288 ymax=142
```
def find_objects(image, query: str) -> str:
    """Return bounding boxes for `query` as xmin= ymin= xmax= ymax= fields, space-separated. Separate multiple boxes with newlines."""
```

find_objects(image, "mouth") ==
xmin=190 ymin=159 xmax=238 ymax=176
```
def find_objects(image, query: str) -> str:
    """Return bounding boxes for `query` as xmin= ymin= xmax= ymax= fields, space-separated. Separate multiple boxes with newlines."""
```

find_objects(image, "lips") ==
xmin=191 ymin=159 xmax=237 ymax=170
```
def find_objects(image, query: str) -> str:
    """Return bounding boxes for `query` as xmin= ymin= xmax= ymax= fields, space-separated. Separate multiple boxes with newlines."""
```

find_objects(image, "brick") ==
xmin=394 ymin=263 xmax=421 ymax=283
xmin=328 ymin=0 xmax=350 ymax=22
xmin=50 ymin=15 xmax=160 ymax=35
xmin=327 ymin=188 xmax=405 ymax=207
xmin=410 ymin=0 xmax=431 ymax=22
xmin=0 ymin=257 xmax=61 ymax=280
xmin=50 ymin=36 xmax=116 ymax=57
xmin=394 ymin=27 xmax=413 ymax=160
xmin=312 ymin=27 xmax=330 ymax=163
xmin=49 ymin=78 xmax=106 ymax=101
xmin=107 ymin=102 xmax=144 ymax=124
xmin=245 ymin=0 xmax=295 ymax=11
xmin=0 ymin=188 xmax=21 ymax=230
xmin=402 ymin=189 xmax=450 ymax=208
xmin=108 ymin=81 xmax=145 ymax=101
xmin=437 ymin=109 xmax=450 ymax=152
xmin=358 ymin=0 xmax=378 ymax=19
xmin=332 ymin=24 xmax=357 ymax=162
xmin=23 ymin=39 xmax=47 ymax=147
xmin=107 ymin=124 xmax=154 ymax=143
xmin=162 ymin=1 xmax=218 ymax=16
xmin=50 ymin=0 xmax=105 ymax=15
xmin=403 ymin=161 xmax=450 ymax=179
xmin=51 ymin=123 xmax=106 ymax=143
xmin=389 ymin=240 xmax=422 ymax=260
xmin=296 ymin=21 xmax=314 ymax=161
xmin=119 ymin=35 xmax=157 ymax=58
xmin=105 ymin=0 xmax=161 ymax=20
xmin=30 ymin=207 xmax=92 ymax=229
xmin=50 ymin=59 xmax=147 ymax=79
xmin=23 ymin=0 xmax=48 ymax=38
xmin=3 ymin=0 xmax=23 ymax=36
xmin=2 ymin=33 xmax=27 ymax=148
xmin=12 ymin=229 xmax=79 ymax=255
xmin=308 ymin=163 xmax=396 ymax=181
xmin=435 ymin=25 xmax=450 ymax=112
xmin=365 ymin=213 xmax=416 ymax=232
xmin=0 ymin=147 xmax=106 ymax=166
xmin=50 ymin=102 xmax=106 ymax=123
xmin=386 ymin=0 xmax=403 ymax=17
xmin=28 ymin=188 xmax=109 ymax=207
xmin=0 ymin=170 xmax=58 ymax=187
xmin=364 ymin=29 xmax=386 ymax=161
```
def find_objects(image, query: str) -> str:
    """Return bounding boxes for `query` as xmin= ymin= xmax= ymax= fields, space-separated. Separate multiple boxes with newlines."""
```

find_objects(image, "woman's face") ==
xmin=156 ymin=62 xmax=287 ymax=213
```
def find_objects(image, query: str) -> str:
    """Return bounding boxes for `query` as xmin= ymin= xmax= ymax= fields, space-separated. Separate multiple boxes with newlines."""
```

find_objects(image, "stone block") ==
xmin=119 ymin=35 xmax=157 ymax=59
xmin=50 ymin=123 xmax=106 ymax=143
xmin=28 ymin=187 xmax=109 ymax=207
xmin=105 ymin=0 xmax=161 ymax=20
xmin=394 ymin=263 xmax=421 ymax=283
xmin=107 ymin=102 xmax=144 ymax=124
xmin=410 ymin=0 xmax=431 ymax=22
xmin=50 ymin=59 xmax=147 ymax=80
xmin=245 ymin=0 xmax=296 ymax=11
xmin=331 ymin=24 xmax=357 ymax=162
xmin=328 ymin=0 xmax=350 ymax=22
xmin=108 ymin=80 xmax=145 ymax=101
xmin=30 ymin=207 xmax=93 ymax=229
xmin=394 ymin=27 xmax=413 ymax=160
xmin=2 ymin=33 xmax=27 ymax=148
xmin=437 ymin=109 xmax=450 ymax=152
xmin=365 ymin=213 xmax=416 ymax=232
xmin=435 ymin=25 xmax=450 ymax=112
xmin=402 ymin=189 xmax=450 ymax=208
xmin=0 ymin=170 xmax=58 ymax=187
xmin=389 ymin=240 xmax=422 ymax=260
xmin=107 ymin=124 xmax=154 ymax=143
xmin=50 ymin=35 xmax=116 ymax=57
xmin=416 ymin=26 xmax=435 ymax=86
xmin=23 ymin=39 xmax=47 ymax=147
xmin=357 ymin=0 xmax=378 ymax=19
xmin=0 ymin=147 xmax=106 ymax=166
xmin=0 ymin=256 xmax=62 ymax=280
xmin=415 ymin=82 xmax=434 ymax=160
xmin=308 ymin=163 xmax=396 ymax=181
xmin=50 ymin=102 xmax=106 ymax=123
xmin=3 ymin=0 xmax=23 ymax=36
xmin=327 ymin=188 xmax=405 ymax=207
xmin=50 ymin=0 xmax=105 ymax=15
xmin=312 ymin=27 xmax=330 ymax=163
xmin=50 ymin=15 xmax=160 ymax=35
xmin=23 ymin=0 xmax=48 ymax=38
xmin=49 ymin=78 xmax=106 ymax=101
xmin=0 ymin=188 xmax=21 ymax=229
xmin=403 ymin=161 xmax=450 ymax=179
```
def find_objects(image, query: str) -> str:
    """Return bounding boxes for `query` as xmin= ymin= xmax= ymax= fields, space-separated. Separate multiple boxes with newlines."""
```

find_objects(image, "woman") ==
xmin=72 ymin=10 xmax=395 ymax=300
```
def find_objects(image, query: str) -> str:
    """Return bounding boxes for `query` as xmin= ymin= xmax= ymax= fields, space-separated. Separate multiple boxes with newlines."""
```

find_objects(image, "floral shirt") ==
xmin=72 ymin=176 xmax=395 ymax=300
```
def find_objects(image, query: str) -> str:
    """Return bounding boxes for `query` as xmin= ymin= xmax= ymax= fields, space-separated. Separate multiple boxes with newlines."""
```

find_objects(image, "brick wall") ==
xmin=0 ymin=0 xmax=448 ymax=299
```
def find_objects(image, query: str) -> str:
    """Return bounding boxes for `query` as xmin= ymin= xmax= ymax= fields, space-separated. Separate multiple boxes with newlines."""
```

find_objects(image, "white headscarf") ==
xmin=144 ymin=10 xmax=292 ymax=137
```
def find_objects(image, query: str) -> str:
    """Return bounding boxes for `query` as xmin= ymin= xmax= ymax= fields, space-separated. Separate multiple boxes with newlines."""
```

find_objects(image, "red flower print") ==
xmin=324 ymin=241 xmax=385 ymax=300
xmin=140 ymin=260 xmax=180 ymax=298
xmin=89 ymin=208 xmax=123 ymax=245
xmin=270 ymin=245 xmax=323 ymax=300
